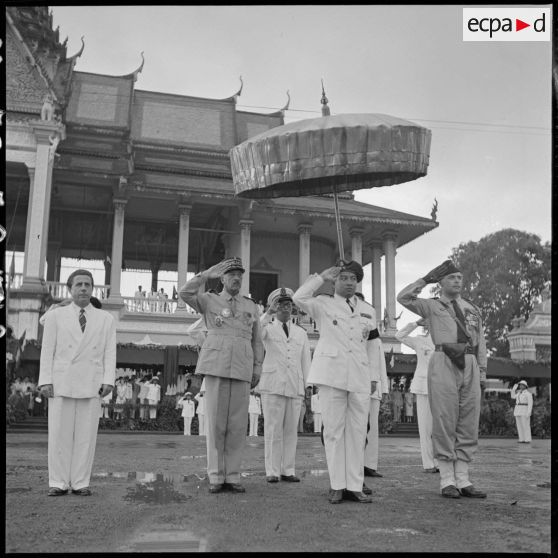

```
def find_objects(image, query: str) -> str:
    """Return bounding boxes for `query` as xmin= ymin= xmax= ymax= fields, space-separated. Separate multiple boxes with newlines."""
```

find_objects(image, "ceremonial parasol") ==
xmin=229 ymin=87 xmax=432 ymax=261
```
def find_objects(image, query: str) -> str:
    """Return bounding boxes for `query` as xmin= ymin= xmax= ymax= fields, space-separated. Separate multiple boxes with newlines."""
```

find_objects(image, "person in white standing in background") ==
xmin=38 ymin=269 xmax=115 ymax=496
xmin=146 ymin=376 xmax=161 ymax=419
xmin=248 ymin=391 xmax=262 ymax=436
xmin=195 ymin=386 xmax=206 ymax=436
xmin=511 ymin=380 xmax=533 ymax=443
xmin=395 ymin=319 xmax=438 ymax=472
xmin=177 ymin=392 xmax=196 ymax=435
xmin=258 ymin=288 xmax=311 ymax=483
xmin=363 ymin=302 xmax=389 ymax=482
xmin=311 ymin=387 xmax=322 ymax=433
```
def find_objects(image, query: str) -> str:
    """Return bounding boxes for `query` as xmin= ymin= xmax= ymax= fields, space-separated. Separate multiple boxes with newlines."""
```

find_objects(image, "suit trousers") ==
xmin=198 ymin=415 xmax=205 ymax=436
xmin=428 ymin=353 xmax=481 ymax=463
xmin=415 ymin=393 xmax=437 ymax=469
xmin=249 ymin=413 xmax=259 ymax=436
xmin=313 ymin=413 xmax=322 ymax=433
xmin=204 ymin=375 xmax=250 ymax=484
xmin=364 ymin=398 xmax=380 ymax=470
xmin=319 ymin=385 xmax=369 ymax=491
xmin=48 ymin=396 xmax=100 ymax=490
xmin=515 ymin=415 xmax=531 ymax=442
xmin=183 ymin=417 xmax=192 ymax=435
xmin=261 ymin=394 xmax=301 ymax=477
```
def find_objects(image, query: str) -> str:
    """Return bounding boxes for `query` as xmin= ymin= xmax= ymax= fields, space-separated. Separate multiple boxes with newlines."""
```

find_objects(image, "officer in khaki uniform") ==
xmin=293 ymin=261 xmax=383 ymax=505
xmin=397 ymin=260 xmax=487 ymax=499
xmin=180 ymin=257 xmax=264 ymax=494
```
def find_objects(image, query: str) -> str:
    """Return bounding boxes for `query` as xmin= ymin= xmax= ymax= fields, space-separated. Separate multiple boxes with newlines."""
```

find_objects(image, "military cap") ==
xmin=267 ymin=287 xmax=295 ymax=307
xmin=518 ymin=380 xmax=528 ymax=387
xmin=422 ymin=260 xmax=461 ymax=284
xmin=339 ymin=260 xmax=364 ymax=283
xmin=221 ymin=257 xmax=245 ymax=274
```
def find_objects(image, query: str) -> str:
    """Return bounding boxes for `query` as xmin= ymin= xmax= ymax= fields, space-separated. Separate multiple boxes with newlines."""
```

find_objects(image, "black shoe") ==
xmin=208 ymin=483 xmax=225 ymax=494
xmin=71 ymin=487 xmax=92 ymax=496
xmin=364 ymin=467 xmax=383 ymax=477
xmin=424 ymin=467 xmax=439 ymax=473
xmin=266 ymin=476 xmax=280 ymax=483
xmin=459 ymin=485 xmax=487 ymax=498
xmin=328 ymin=489 xmax=344 ymax=504
xmin=441 ymin=485 xmax=461 ymax=499
xmin=223 ymin=482 xmax=246 ymax=493
xmin=343 ymin=490 xmax=373 ymax=503
xmin=362 ymin=483 xmax=372 ymax=495
xmin=48 ymin=487 xmax=68 ymax=497
xmin=280 ymin=475 xmax=300 ymax=482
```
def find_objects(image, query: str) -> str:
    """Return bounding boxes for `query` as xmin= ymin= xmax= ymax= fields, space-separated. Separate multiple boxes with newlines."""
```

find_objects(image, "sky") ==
xmin=10 ymin=5 xmax=552 ymax=328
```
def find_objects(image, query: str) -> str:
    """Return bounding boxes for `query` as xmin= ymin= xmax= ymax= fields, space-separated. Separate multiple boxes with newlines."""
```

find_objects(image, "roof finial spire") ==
xmin=321 ymin=79 xmax=330 ymax=116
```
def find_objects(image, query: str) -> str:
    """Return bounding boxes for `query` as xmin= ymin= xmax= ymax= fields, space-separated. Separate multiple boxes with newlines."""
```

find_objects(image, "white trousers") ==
xmin=313 ymin=413 xmax=322 ymax=433
xmin=183 ymin=417 xmax=192 ymax=435
xmin=415 ymin=394 xmax=437 ymax=470
xmin=249 ymin=413 xmax=259 ymax=436
xmin=48 ymin=396 xmax=101 ymax=490
xmin=261 ymin=394 xmax=301 ymax=477
xmin=198 ymin=414 xmax=205 ymax=436
xmin=148 ymin=401 xmax=157 ymax=419
xmin=364 ymin=398 xmax=380 ymax=470
xmin=319 ymin=385 xmax=369 ymax=491
xmin=515 ymin=415 xmax=532 ymax=442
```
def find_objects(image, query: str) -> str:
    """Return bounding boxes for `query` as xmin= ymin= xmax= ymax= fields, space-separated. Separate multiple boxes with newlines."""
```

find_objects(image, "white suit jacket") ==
xmin=39 ymin=303 xmax=116 ymax=398
xmin=511 ymin=386 xmax=533 ymax=416
xmin=178 ymin=398 xmax=195 ymax=418
xmin=257 ymin=315 xmax=311 ymax=398
xmin=293 ymin=274 xmax=382 ymax=394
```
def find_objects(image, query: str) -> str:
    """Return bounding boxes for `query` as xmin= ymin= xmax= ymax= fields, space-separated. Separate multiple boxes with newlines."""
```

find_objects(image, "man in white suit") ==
xmin=258 ymin=288 xmax=311 ymax=483
xmin=39 ymin=269 xmax=115 ymax=496
xmin=293 ymin=261 xmax=383 ymax=504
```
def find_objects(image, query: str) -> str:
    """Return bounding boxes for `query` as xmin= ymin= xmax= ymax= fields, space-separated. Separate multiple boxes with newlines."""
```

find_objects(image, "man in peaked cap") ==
xmin=257 ymin=287 xmax=311 ymax=483
xmin=179 ymin=257 xmax=264 ymax=494
xmin=397 ymin=259 xmax=488 ymax=499
xmin=293 ymin=261 xmax=384 ymax=504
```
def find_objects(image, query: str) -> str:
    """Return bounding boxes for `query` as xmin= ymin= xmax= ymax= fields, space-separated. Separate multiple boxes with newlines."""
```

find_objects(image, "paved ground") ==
xmin=5 ymin=432 xmax=551 ymax=553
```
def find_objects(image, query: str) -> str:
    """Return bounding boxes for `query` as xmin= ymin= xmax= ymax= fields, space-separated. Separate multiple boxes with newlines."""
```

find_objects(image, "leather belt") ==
xmin=435 ymin=344 xmax=477 ymax=354
xmin=516 ymin=403 xmax=528 ymax=405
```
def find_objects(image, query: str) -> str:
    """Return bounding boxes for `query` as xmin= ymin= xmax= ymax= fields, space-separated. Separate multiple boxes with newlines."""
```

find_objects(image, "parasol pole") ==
xmin=332 ymin=184 xmax=345 ymax=262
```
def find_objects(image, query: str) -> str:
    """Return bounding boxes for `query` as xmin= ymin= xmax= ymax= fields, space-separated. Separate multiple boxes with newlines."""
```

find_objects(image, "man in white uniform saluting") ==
xmin=39 ymin=269 xmax=116 ymax=496
xmin=293 ymin=261 xmax=383 ymax=504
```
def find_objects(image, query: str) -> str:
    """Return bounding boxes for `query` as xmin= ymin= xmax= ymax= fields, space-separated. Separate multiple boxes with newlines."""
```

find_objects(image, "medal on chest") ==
xmin=221 ymin=308 xmax=232 ymax=318
xmin=215 ymin=316 xmax=224 ymax=327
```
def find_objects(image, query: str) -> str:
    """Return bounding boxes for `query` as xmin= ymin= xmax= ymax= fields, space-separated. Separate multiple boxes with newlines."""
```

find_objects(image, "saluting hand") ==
xmin=203 ymin=262 xmax=229 ymax=280
xmin=99 ymin=384 xmax=113 ymax=398
xmin=320 ymin=266 xmax=342 ymax=283
xmin=266 ymin=300 xmax=278 ymax=315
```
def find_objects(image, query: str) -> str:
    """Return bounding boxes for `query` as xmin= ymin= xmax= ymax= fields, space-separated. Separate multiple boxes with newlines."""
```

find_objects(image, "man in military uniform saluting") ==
xmin=293 ymin=261 xmax=383 ymax=504
xmin=180 ymin=257 xmax=264 ymax=494
xmin=397 ymin=260 xmax=487 ymax=499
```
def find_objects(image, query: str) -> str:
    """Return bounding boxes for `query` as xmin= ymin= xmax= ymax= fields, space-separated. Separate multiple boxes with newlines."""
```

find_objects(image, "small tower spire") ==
xmin=321 ymin=79 xmax=330 ymax=116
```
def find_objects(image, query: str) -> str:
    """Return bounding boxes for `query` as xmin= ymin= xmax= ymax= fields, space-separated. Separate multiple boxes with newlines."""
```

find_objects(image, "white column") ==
xmin=176 ymin=203 xmax=191 ymax=311
xmin=22 ymin=121 xmax=65 ymax=291
xmin=370 ymin=243 xmax=383 ymax=322
xmin=298 ymin=223 xmax=312 ymax=286
xmin=108 ymin=199 xmax=127 ymax=302
xmin=382 ymin=232 xmax=398 ymax=335
xmin=350 ymin=227 xmax=364 ymax=293
xmin=239 ymin=219 xmax=253 ymax=297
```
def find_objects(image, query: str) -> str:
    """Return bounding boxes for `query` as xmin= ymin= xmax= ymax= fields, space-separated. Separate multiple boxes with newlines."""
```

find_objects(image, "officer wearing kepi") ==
xmin=179 ymin=257 xmax=264 ymax=494
xmin=293 ymin=260 xmax=383 ymax=505
xmin=397 ymin=260 xmax=487 ymax=499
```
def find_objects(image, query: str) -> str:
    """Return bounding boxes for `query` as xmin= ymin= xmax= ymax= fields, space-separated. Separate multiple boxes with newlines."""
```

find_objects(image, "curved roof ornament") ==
xmin=232 ymin=75 xmax=244 ymax=102
xmin=281 ymin=90 xmax=291 ymax=113
xmin=321 ymin=79 xmax=331 ymax=116
xmin=120 ymin=51 xmax=145 ymax=81
xmin=67 ymin=36 xmax=85 ymax=61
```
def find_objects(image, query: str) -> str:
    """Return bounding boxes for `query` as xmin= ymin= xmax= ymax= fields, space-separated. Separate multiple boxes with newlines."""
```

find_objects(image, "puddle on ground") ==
xmin=301 ymin=469 xmax=329 ymax=477
xmin=124 ymin=473 xmax=191 ymax=504
xmin=123 ymin=528 xmax=207 ymax=552
xmin=93 ymin=471 xmax=208 ymax=484
xmin=366 ymin=528 xmax=422 ymax=536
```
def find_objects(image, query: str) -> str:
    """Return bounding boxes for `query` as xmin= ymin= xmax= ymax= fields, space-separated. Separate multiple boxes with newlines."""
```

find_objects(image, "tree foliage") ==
xmin=447 ymin=229 xmax=551 ymax=357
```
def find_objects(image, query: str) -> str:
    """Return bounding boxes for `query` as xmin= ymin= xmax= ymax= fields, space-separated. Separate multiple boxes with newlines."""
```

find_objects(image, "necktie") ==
xmin=230 ymin=297 xmax=237 ymax=317
xmin=79 ymin=309 xmax=86 ymax=332
xmin=451 ymin=300 xmax=468 ymax=343
xmin=346 ymin=297 xmax=354 ymax=313
xmin=282 ymin=322 xmax=289 ymax=338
